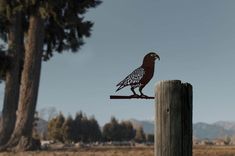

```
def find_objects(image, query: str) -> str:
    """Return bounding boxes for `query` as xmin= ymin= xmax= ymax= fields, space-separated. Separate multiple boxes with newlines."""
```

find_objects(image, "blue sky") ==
xmin=1 ymin=0 xmax=235 ymax=125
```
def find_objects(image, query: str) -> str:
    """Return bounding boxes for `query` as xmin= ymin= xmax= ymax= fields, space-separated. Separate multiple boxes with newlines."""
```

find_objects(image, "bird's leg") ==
xmin=131 ymin=87 xmax=139 ymax=97
xmin=139 ymin=87 xmax=148 ymax=98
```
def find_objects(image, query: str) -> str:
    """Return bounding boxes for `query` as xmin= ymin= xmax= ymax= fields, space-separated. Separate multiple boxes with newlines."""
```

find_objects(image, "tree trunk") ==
xmin=5 ymin=14 xmax=44 ymax=151
xmin=0 ymin=12 xmax=23 ymax=146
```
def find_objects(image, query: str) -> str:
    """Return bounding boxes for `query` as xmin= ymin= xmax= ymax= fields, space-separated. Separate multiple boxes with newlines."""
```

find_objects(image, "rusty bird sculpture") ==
xmin=115 ymin=52 xmax=160 ymax=98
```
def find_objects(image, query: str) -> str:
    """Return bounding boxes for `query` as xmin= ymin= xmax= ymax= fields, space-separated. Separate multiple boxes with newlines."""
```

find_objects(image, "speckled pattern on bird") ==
xmin=116 ymin=67 xmax=145 ymax=90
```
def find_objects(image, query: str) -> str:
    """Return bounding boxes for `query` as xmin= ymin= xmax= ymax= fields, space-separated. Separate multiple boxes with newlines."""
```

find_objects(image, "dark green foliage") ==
xmin=0 ymin=1 xmax=8 ymax=40
xmin=102 ymin=117 xmax=120 ymax=141
xmin=0 ymin=0 xmax=102 ymax=61
xmin=47 ymin=111 xmax=102 ymax=143
xmin=47 ymin=112 xmax=65 ymax=142
xmin=38 ymin=0 xmax=102 ymax=60
xmin=73 ymin=112 xmax=102 ymax=143
xmin=48 ymin=114 xmax=140 ymax=143
xmin=0 ymin=17 xmax=7 ymax=42
xmin=62 ymin=115 xmax=74 ymax=143
xmin=102 ymin=117 xmax=136 ymax=142
xmin=73 ymin=111 xmax=83 ymax=142
xmin=119 ymin=121 xmax=136 ymax=141
xmin=0 ymin=51 xmax=11 ymax=81
xmin=0 ymin=1 xmax=25 ymax=41
xmin=87 ymin=117 xmax=102 ymax=142
xmin=0 ymin=0 xmax=102 ymax=83
xmin=146 ymin=134 xmax=154 ymax=143
xmin=0 ymin=0 xmax=101 ymax=87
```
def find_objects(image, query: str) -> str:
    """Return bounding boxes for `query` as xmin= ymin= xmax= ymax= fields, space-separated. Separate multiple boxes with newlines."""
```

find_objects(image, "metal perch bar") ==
xmin=110 ymin=95 xmax=154 ymax=99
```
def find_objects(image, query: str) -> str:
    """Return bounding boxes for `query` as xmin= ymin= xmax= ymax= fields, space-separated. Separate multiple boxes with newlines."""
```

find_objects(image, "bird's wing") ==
xmin=116 ymin=67 xmax=145 ymax=91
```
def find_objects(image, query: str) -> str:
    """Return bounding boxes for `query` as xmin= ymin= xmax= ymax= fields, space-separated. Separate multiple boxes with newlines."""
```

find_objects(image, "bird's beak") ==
xmin=155 ymin=54 xmax=160 ymax=60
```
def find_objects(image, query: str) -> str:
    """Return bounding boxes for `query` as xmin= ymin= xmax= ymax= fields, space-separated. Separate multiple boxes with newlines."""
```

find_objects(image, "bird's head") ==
xmin=143 ymin=52 xmax=160 ymax=63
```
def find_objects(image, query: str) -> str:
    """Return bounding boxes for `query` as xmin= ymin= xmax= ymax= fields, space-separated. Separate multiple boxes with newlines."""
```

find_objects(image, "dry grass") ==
xmin=0 ymin=147 xmax=154 ymax=156
xmin=193 ymin=145 xmax=235 ymax=156
xmin=1 ymin=146 xmax=235 ymax=156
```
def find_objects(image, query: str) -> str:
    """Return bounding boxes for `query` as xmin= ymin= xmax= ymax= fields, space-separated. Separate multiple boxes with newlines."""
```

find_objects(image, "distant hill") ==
xmin=130 ymin=119 xmax=154 ymax=134
xmin=214 ymin=121 xmax=235 ymax=132
xmin=193 ymin=122 xmax=234 ymax=139
xmin=130 ymin=119 xmax=235 ymax=139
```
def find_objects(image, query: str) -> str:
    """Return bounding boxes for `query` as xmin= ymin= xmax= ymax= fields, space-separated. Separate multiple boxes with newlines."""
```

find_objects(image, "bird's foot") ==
xmin=130 ymin=94 xmax=140 ymax=98
xmin=140 ymin=94 xmax=149 ymax=98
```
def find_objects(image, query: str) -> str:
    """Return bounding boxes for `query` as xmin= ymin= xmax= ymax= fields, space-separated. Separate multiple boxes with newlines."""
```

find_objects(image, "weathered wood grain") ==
xmin=155 ymin=80 xmax=192 ymax=156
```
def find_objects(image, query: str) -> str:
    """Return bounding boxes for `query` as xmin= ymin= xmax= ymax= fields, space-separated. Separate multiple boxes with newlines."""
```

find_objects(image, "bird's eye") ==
xmin=151 ymin=54 xmax=154 ymax=57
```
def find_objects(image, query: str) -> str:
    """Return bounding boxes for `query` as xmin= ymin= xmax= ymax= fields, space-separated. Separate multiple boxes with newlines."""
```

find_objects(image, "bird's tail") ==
xmin=116 ymin=84 xmax=125 ymax=92
xmin=116 ymin=79 xmax=123 ymax=92
xmin=116 ymin=80 xmax=123 ymax=87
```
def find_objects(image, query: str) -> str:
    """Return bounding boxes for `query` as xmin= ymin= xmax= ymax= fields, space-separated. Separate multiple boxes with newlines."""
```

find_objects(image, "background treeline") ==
xmin=39 ymin=111 xmax=154 ymax=144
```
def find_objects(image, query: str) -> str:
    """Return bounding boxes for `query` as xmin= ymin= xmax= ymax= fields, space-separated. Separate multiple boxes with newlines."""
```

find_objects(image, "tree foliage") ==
xmin=0 ymin=0 xmax=102 ymax=77
xmin=47 ymin=111 xmax=102 ymax=143
xmin=0 ymin=0 xmax=101 ymax=150
xmin=47 ymin=112 xmax=65 ymax=142
xmin=103 ymin=117 xmax=136 ymax=142
xmin=62 ymin=115 xmax=74 ymax=143
xmin=134 ymin=126 xmax=146 ymax=143
xmin=146 ymin=134 xmax=154 ymax=143
xmin=119 ymin=121 xmax=136 ymax=141
xmin=0 ymin=51 xmax=11 ymax=80
xmin=46 ymin=114 xmax=147 ymax=143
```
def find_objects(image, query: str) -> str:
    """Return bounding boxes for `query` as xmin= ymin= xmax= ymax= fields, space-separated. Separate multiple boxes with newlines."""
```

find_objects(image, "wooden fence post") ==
xmin=154 ymin=80 xmax=192 ymax=156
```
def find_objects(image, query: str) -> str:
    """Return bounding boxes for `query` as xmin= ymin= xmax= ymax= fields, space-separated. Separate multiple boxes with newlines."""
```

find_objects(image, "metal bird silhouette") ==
xmin=115 ymin=52 xmax=160 ymax=98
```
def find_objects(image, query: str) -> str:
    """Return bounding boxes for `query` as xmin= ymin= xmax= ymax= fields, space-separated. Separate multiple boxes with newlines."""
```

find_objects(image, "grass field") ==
xmin=193 ymin=146 xmax=235 ymax=156
xmin=1 ymin=146 xmax=235 ymax=156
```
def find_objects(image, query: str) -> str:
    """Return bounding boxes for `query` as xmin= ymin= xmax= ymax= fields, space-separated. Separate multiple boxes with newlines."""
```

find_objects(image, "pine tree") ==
xmin=88 ymin=117 xmax=102 ymax=142
xmin=62 ymin=115 xmax=74 ymax=143
xmin=134 ymin=127 xmax=146 ymax=143
xmin=0 ymin=0 xmax=101 ymax=150
xmin=73 ymin=111 xmax=84 ymax=142
xmin=47 ymin=113 xmax=65 ymax=143
xmin=120 ymin=121 xmax=135 ymax=141
xmin=103 ymin=117 xmax=134 ymax=142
